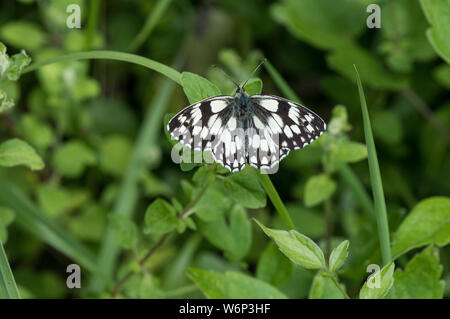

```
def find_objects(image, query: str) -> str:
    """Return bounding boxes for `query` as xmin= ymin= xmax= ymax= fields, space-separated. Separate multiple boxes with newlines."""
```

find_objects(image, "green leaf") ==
xmin=304 ymin=173 xmax=336 ymax=207
xmin=334 ymin=141 xmax=367 ymax=163
xmin=420 ymin=0 xmax=450 ymax=64
xmin=99 ymin=135 xmax=132 ymax=177
xmin=144 ymin=199 xmax=179 ymax=235
xmin=198 ymin=205 xmax=251 ymax=261
xmin=329 ymin=240 xmax=349 ymax=273
xmin=393 ymin=246 xmax=444 ymax=298
xmin=271 ymin=0 xmax=365 ymax=50
xmin=52 ymin=140 xmax=96 ymax=178
xmin=110 ymin=215 xmax=138 ymax=250
xmin=255 ymin=219 xmax=326 ymax=269
xmin=434 ymin=64 xmax=450 ymax=89
xmin=181 ymin=72 xmax=221 ymax=104
xmin=359 ymin=262 xmax=395 ymax=299
xmin=309 ymin=273 xmax=346 ymax=299
xmin=328 ymin=43 xmax=406 ymax=89
xmin=391 ymin=197 xmax=450 ymax=259
xmin=223 ymin=168 xmax=266 ymax=209
xmin=256 ymin=242 xmax=294 ymax=287
xmin=0 ymin=21 xmax=45 ymax=51
xmin=5 ymin=50 xmax=31 ymax=81
xmin=0 ymin=138 xmax=44 ymax=170
xmin=327 ymin=105 xmax=351 ymax=135
xmin=243 ymin=78 xmax=263 ymax=95
xmin=187 ymin=268 xmax=287 ymax=299
xmin=193 ymin=187 xmax=231 ymax=221
xmin=19 ymin=115 xmax=53 ymax=151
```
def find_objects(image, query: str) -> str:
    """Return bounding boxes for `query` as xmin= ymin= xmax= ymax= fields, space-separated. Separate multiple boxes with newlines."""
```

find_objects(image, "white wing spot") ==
xmin=283 ymin=125 xmax=293 ymax=138
xmin=260 ymin=99 xmax=278 ymax=112
xmin=210 ymin=100 xmax=228 ymax=113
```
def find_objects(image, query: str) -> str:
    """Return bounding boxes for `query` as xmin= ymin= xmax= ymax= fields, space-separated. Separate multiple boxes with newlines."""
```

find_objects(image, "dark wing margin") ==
xmin=246 ymin=94 xmax=326 ymax=170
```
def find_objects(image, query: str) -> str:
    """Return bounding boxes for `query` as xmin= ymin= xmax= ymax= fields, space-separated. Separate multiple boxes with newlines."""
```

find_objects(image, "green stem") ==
xmin=23 ymin=50 xmax=181 ymax=85
xmin=128 ymin=0 xmax=173 ymax=52
xmin=0 ymin=242 xmax=21 ymax=299
xmin=257 ymin=173 xmax=295 ymax=230
xmin=329 ymin=273 xmax=350 ymax=299
xmin=354 ymin=65 xmax=391 ymax=266
xmin=85 ymin=0 xmax=101 ymax=50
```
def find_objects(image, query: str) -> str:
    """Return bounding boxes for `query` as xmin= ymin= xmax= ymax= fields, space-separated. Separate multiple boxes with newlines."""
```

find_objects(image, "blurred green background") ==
xmin=0 ymin=0 xmax=449 ymax=299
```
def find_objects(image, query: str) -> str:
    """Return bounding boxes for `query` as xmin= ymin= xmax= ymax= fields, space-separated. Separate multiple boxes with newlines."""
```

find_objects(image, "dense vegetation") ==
xmin=0 ymin=0 xmax=449 ymax=299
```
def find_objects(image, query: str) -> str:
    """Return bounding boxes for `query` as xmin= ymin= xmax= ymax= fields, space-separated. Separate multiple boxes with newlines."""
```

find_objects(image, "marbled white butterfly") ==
xmin=167 ymin=63 xmax=326 ymax=173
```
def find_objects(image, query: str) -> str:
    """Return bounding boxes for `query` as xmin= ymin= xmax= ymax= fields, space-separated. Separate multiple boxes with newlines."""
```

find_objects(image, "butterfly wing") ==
xmin=167 ymin=95 xmax=236 ymax=161
xmin=247 ymin=95 xmax=326 ymax=170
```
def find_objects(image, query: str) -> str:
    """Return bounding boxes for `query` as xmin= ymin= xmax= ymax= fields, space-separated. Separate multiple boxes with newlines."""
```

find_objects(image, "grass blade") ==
xmin=128 ymin=0 xmax=173 ymax=52
xmin=257 ymin=173 xmax=295 ymax=230
xmin=0 ymin=182 xmax=99 ymax=274
xmin=89 ymin=72 xmax=180 ymax=293
xmin=354 ymin=65 xmax=391 ymax=266
xmin=0 ymin=242 xmax=20 ymax=299
xmin=23 ymin=50 xmax=182 ymax=85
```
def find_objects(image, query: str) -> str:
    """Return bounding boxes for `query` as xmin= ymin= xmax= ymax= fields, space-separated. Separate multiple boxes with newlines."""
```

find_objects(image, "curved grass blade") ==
xmin=354 ymin=65 xmax=391 ymax=266
xmin=0 ymin=242 xmax=20 ymax=299
xmin=23 ymin=50 xmax=182 ymax=85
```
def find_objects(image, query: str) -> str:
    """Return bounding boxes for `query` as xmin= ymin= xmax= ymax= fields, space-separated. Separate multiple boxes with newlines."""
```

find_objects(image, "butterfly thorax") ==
xmin=233 ymin=90 xmax=252 ymax=118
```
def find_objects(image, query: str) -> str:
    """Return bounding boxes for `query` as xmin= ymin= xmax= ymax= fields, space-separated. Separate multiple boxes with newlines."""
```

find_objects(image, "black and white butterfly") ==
xmin=167 ymin=71 xmax=326 ymax=173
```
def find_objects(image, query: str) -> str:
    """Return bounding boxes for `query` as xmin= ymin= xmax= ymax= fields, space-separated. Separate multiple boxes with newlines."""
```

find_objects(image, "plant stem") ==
xmin=128 ymin=0 xmax=173 ymax=52
xmin=0 ymin=242 xmax=21 ymax=299
xmin=85 ymin=0 xmax=101 ymax=50
xmin=324 ymin=199 xmax=332 ymax=261
xmin=354 ymin=65 xmax=392 ymax=266
xmin=329 ymin=272 xmax=350 ymax=299
xmin=257 ymin=172 xmax=295 ymax=230
xmin=23 ymin=50 xmax=182 ymax=85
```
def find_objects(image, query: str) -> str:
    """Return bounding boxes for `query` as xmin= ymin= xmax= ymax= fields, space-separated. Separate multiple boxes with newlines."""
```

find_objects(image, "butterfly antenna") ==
xmin=242 ymin=58 xmax=267 ymax=88
xmin=211 ymin=65 xmax=240 ymax=89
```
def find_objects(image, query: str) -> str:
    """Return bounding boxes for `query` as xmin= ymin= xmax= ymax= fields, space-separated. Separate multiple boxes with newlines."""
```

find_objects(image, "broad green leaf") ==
xmin=0 ymin=21 xmax=45 ymax=51
xmin=255 ymin=219 xmax=326 ymax=269
xmin=329 ymin=240 xmax=350 ymax=273
xmin=193 ymin=187 xmax=231 ymax=221
xmin=110 ymin=215 xmax=138 ymax=250
xmin=243 ymin=78 xmax=263 ymax=95
xmin=181 ymin=72 xmax=221 ymax=104
xmin=223 ymin=168 xmax=266 ymax=209
xmin=144 ymin=198 xmax=179 ymax=235
xmin=359 ymin=262 xmax=395 ymax=299
xmin=0 ymin=138 xmax=44 ymax=170
xmin=52 ymin=140 xmax=96 ymax=178
xmin=187 ymin=268 xmax=287 ymax=299
xmin=309 ymin=273 xmax=346 ymax=299
xmin=334 ymin=141 xmax=367 ymax=163
xmin=99 ymin=135 xmax=132 ymax=177
xmin=19 ymin=115 xmax=53 ymax=151
xmin=327 ymin=43 xmax=406 ymax=89
xmin=192 ymin=166 xmax=216 ymax=187
xmin=391 ymin=197 xmax=450 ymax=258
xmin=393 ymin=246 xmax=444 ymax=298
xmin=37 ymin=185 xmax=88 ymax=218
xmin=304 ymin=173 xmax=336 ymax=207
xmin=271 ymin=0 xmax=365 ymax=50
xmin=420 ymin=0 xmax=450 ymax=64
xmin=256 ymin=242 xmax=295 ymax=287
xmin=198 ymin=205 xmax=251 ymax=261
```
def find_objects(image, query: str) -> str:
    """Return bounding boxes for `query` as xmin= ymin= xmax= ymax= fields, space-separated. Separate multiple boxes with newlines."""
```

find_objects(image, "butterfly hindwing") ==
xmin=246 ymin=95 xmax=326 ymax=170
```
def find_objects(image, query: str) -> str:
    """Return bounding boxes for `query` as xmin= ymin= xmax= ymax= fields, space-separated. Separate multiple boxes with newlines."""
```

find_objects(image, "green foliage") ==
xmin=187 ymin=268 xmax=287 ymax=299
xmin=328 ymin=240 xmax=349 ymax=273
xmin=309 ymin=273 xmax=346 ymax=299
xmin=144 ymin=199 xmax=179 ymax=235
xmin=0 ymin=207 xmax=15 ymax=243
xmin=256 ymin=242 xmax=294 ymax=287
xmin=110 ymin=215 xmax=138 ymax=250
xmin=255 ymin=220 xmax=326 ymax=269
xmin=223 ymin=168 xmax=266 ymax=209
xmin=0 ymin=138 xmax=44 ymax=170
xmin=391 ymin=197 xmax=450 ymax=258
xmin=359 ymin=262 xmax=395 ymax=299
xmin=420 ymin=0 xmax=450 ymax=63
xmin=304 ymin=174 xmax=336 ymax=207
xmin=52 ymin=140 xmax=96 ymax=178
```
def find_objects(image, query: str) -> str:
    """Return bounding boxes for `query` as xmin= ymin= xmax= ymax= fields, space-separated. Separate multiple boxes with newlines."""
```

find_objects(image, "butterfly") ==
xmin=167 ymin=65 xmax=326 ymax=173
